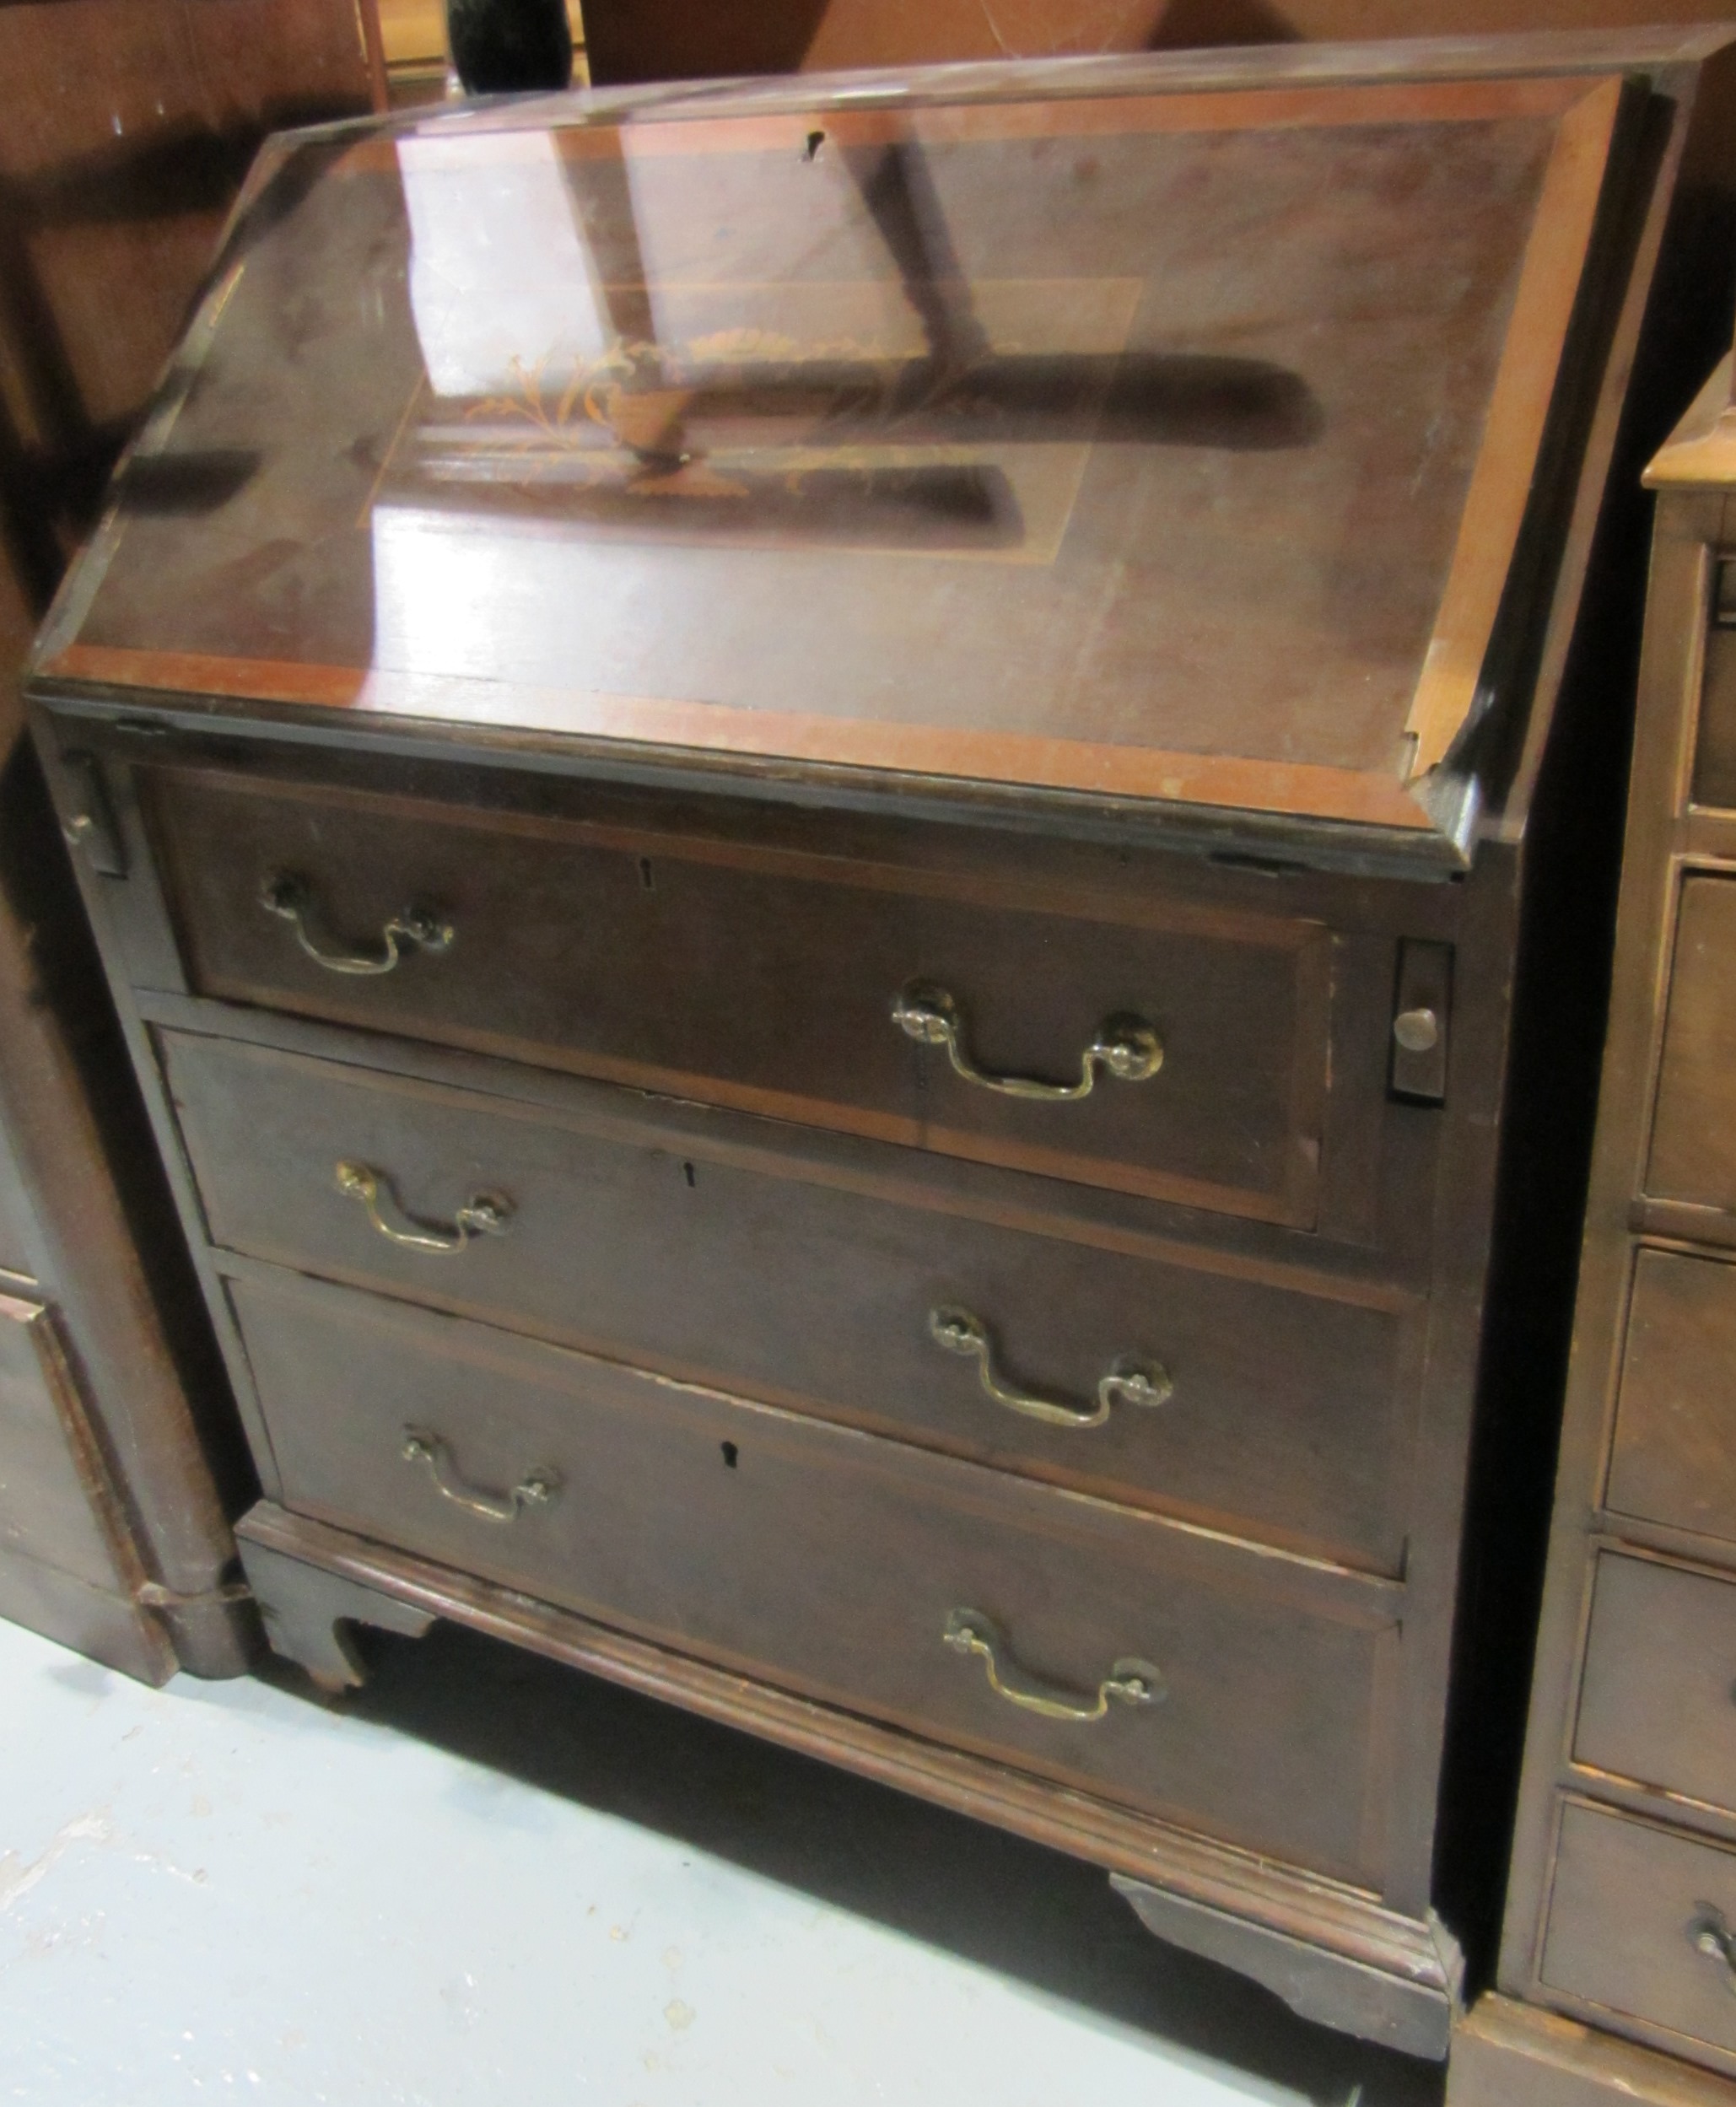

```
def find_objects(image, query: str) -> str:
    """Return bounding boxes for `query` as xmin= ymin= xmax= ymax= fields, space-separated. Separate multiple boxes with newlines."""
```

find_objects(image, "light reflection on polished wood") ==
xmin=35 ymin=68 xmax=1631 ymax=859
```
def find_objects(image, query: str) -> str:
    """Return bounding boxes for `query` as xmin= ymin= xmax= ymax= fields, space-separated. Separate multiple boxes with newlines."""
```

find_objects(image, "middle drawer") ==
xmin=1575 ymin=1551 xmax=1736 ymax=1820
xmin=159 ymin=1027 xmax=1420 ymax=1574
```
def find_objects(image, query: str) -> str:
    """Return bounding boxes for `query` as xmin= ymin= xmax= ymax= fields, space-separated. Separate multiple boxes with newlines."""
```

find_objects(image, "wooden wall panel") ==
xmin=585 ymin=0 xmax=1736 ymax=84
xmin=0 ymin=0 xmax=373 ymax=654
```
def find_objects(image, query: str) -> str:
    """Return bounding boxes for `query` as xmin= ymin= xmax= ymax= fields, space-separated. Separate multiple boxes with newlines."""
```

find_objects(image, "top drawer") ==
xmin=136 ymin=764 xmax=1342 ymax=1226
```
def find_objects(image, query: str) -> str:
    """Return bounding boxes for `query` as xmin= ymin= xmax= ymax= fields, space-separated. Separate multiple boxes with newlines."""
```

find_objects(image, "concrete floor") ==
xmin=1 ymin=1613 xmax=1445 ymax=2106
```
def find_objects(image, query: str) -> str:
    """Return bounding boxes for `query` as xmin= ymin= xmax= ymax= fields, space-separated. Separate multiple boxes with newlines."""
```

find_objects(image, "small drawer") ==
xmin=1608 ymin=1247 xmax=1736 ymax=1546
xmin=159 ymin=1027 xmax=1421 ymax=1573
xmin=138 ymin=762 xmax=1339 ymax=1226
xmin=1649 ymin=876 xmax=1736 ymax=1215
xmin=229 ymin=1263 xmax=1401 ymax=1888
xmin=1691 ymin=570 xmax=1736 ymax=811
xmin=1544 ymin=1801 xmax=1736 ymax=2061
xmin=1576 ymin=1553 xmax=1736 ymax=1817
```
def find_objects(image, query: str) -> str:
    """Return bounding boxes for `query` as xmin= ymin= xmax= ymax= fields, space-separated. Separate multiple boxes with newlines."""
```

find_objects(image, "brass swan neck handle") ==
xmin=261 ymin=873 xmax=453 ymax=977
xmin=942 ymin=1609 xmax=1164 ymax=1722
xmin=892 ymin=983 xmax=1162 ymax=1100
xmin=929 ymin=1307 xmax=1172 ymax=1429
xmin=336 ymin=1161 xmax=513 ymax=1253
xmin=401 ymin=1429 xmax=558 ymax=1523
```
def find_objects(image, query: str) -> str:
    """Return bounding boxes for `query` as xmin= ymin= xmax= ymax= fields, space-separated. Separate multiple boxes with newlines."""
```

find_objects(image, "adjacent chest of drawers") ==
xmin=30 ymin=36 xmax=1736 ymax=2059
xmin=0 ymin=722 xmax=247 ymax=1684
xmin=1451 ymin=366 xmax=1736 ymax=2107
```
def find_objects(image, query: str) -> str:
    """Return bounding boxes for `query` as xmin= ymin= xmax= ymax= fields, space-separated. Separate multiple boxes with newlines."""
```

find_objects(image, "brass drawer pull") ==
xmin=1690 ymin=1908 xmax=1736 ymax=1991
xmin=892 ymin=983 xmax=1162 ymax=1101
xmin=261 ymin=873 xmax=453 ymax=976
xmin=336 ymin=1161 xmax=513 ymax=1253
xmin=942 ymin=1609 xmax=1164 ymax=1722
xmin=401 ymin=1427 xmax=558 ymax=1522
xmin=928 ymin=1307 xmax=1172 ymax=1429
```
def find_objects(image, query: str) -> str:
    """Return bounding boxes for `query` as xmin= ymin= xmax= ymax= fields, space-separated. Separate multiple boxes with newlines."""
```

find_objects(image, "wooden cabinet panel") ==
xmin=1609 ymin=1248 xmax=1736 ymax=1544
xmin=0 ymin=1290 xmax=129 ymax=1592
xmin=1575 ymin=1554 xmax=1736 ymax=1817
xmin=230 ymin=1261 xmax=1400 ymax=1887
xmin=159 ymin=1027 xmax=1418 ymax=1571
xmin=1544 ymin=1803 xmax=1736 ymax=2060
xmin=1649 ymin=877 xmax=1736 ymax=1215
xmin=143 ymin=764 xmax=1338 ymax=1224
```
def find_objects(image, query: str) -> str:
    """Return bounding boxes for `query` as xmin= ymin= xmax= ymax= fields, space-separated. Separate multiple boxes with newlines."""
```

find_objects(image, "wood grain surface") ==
xmin=141 ymin=760 xmax=1340 ymax=1221
xmin=1607 ymin=1248 xmax=1736 ymax=1546
xmin=159 ymin=1026 xmax=1424 ymax=1571
xmin=36 ymin=68 xmax=1628 ymax=849
xmin=1544 ymin=1803 xmax=1736 ymax=2072
xmin=231 ymin=1260 xmax=1404 ymax=1887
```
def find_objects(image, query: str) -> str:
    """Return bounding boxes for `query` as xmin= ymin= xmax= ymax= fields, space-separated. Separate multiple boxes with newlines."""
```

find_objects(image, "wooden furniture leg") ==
xmin=1113 ymin=1874 xmax=1462 ymax=2057
xmin=238 ymin=1535 xmax=434 ymax=1692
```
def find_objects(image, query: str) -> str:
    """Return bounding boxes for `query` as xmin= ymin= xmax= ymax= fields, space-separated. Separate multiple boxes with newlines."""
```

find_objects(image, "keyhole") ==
xmin=804 ymin=130 xmax=825 ymax=161
xmin=720 ymin=1441 xmax=739 ymax=1468
xmin=639 ymin=858 xmax=655 ymax=892
xmin=682 ymin=1161 xmax=697 ymax=1188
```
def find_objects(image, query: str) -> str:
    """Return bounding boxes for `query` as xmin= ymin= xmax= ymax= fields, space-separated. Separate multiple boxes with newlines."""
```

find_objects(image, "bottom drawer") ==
xmin=1544 ymin=1801 xmax=1736 ymax=2061
xmin=229 ymin=1263 xmax=1400 ymax=1888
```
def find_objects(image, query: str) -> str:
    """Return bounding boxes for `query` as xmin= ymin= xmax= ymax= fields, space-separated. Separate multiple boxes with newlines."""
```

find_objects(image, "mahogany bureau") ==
xmin=24 ymin=35 xmax=1736 ymax=2055
xmin=1449 ymin=356 xmax=1736 ymax=2104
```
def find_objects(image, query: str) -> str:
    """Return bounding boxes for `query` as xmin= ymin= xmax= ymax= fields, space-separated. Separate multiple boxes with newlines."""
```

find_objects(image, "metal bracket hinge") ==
xmin=58 ymin=750 xmax=127 ymax=876
xmin=1390 ymin=938 xmax=1452 ymax=1105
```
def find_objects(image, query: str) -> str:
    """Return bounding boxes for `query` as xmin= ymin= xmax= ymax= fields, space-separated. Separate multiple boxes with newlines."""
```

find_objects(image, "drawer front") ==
xmin=160 ymin=1027 xmax=1419 ymax=1573
xmin=1692 ymin=596 xmax=1736 ymax=813
xmin=1545 ymin=1802 xmax=1736 ymax=2060
xmin=1576 ymin=1554 xmax=1736 ymax=1817
xmin=1608 ymin=1247 xmax=1736 ymax=1546
xmin=1650 ymin=876 xmax=1736 ymax=1215
xmin=230 ymin=1264 xmax=1399 ymax=1886
xmin=141 ymin=765 xmax=1336 ymax=1225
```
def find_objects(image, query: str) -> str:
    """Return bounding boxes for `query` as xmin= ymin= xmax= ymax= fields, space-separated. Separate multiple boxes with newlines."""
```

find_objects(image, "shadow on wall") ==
xmin=272 ymin=1618 xmax=1446 ymax=2107
xmin=1152 ymin=0 xmax=1301 ymax=46
xmin=581 ymin=0 xmax=1293 ymax=82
